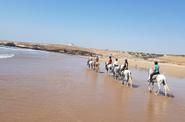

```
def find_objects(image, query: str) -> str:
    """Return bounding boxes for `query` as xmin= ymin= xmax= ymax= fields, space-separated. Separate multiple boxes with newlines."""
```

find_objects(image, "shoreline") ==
xmin=0 ymin=40 xmax=98 ymax=57
xmin=0 ymin=40 xmax=185 ymax=78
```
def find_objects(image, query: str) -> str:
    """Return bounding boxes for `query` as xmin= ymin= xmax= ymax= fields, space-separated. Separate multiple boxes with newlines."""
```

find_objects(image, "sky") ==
xmin=0 ymin=0 xmax=185 ymax=54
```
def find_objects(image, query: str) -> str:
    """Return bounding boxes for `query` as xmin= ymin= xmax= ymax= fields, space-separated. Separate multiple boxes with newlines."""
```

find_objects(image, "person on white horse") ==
xmin=120 ymin=59 xmax=133 ymax=87
xmin=122 ymin=58 xmax=128 ymax=71
xmin=148 ymin=61 xmax=170 ymax=96
xmin=107 ymin=56 xmax=112 ymax=65
xmin=149 ymin=61 xmax=160 ymax=84
xmin=105 ymin=56 xmax=113 ymax=72
xmin=94 ymin=56 xmax=100 ymax=72
xmin=113 ymin=58 xmax=119 ymax=67
xmin=113 ymin=58 xmax=120 ymax=77
xmin=87 ymin=57 xmax=93 ymax=69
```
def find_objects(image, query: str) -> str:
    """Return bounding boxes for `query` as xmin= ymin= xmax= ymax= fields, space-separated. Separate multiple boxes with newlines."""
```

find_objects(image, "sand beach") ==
xmin=0 ymin=41 xmax=185 ymax=122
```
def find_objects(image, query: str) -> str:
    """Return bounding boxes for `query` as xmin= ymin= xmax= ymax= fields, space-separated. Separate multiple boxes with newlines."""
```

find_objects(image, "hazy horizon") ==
xmin=0 ymin=0 xmax=185 ymax=54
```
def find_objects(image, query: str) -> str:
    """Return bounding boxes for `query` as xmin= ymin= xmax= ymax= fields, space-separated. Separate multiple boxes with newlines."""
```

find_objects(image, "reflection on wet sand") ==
xmin=1 ymin=52 xmax=185 ymax=122
xmin=85 ymin=69 xmax=99 ymax=82
xmin=146 ymin=93 xmax=170 ymax=122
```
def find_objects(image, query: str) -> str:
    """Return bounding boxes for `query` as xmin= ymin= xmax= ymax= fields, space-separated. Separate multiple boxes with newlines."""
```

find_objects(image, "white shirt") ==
xmin=113 ymin=61 xmax=118 ymax=67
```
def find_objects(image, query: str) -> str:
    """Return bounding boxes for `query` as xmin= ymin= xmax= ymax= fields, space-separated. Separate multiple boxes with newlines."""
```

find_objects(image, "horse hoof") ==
xmin=155 ymin=92 xmax=159 ymax=96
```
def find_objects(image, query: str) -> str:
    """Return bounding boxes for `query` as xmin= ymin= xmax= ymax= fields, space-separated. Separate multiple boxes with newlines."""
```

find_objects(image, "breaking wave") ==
xmin=0 ymin=54 xmax=15 ymax=59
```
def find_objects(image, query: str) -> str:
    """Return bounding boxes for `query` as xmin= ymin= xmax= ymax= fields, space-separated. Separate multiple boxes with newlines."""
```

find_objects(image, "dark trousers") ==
xmin=150 ymin=72 xmax=160 ymax=82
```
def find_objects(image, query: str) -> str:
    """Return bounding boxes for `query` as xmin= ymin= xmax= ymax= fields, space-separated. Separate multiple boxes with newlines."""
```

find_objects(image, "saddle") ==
xmin=152 ymin=75 xmax=158 ymax=80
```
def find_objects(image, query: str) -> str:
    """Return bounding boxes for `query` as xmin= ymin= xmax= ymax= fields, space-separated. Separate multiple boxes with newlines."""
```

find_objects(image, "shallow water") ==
xmin=0 ymin=47 xmax=185 ymax=122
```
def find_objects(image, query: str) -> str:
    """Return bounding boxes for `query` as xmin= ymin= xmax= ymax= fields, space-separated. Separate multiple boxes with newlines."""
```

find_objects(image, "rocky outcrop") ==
xmin=127 ymin=51 xmax=164 ymax=60
xmin=0 ymin=40 xmax=98 ymax=57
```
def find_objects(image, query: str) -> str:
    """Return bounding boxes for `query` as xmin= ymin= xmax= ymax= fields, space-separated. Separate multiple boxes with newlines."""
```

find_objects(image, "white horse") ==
xmin=120 ymin=69 xmax=133 ymax=87
xmin=87 ymin=58 xmax=99 ymax=72
xmin=94 ymin=61 xmax=100 ymax=72
xmin=113 ymin=65 xmax=121 ymax=79
xmin=148 ymin=68 xmax=170 ymax=96
xmin=105 ymin=62 xmax=113 ymax=74
xmin=87 ymin=58 xmax=94 ymax=69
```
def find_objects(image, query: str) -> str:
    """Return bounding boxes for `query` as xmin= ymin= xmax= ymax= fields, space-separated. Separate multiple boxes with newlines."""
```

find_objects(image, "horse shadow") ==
xmin=98 ymin=71 xmax=105 ymax=74
xmin=121 ymin=82 xmax=140 ymax=89
xmin=158 ymin=91 xmax=175 ymax=98
xmin=132 ymin=84 xmax=140 ymax=88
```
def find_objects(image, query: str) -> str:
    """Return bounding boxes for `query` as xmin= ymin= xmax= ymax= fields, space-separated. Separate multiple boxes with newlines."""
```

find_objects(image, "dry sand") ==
xmin=90 ymin=48 xmax=185 ymax=78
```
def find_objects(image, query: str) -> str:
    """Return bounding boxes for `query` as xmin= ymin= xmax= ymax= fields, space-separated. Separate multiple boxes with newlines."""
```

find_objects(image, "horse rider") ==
xmin=95 ymin=56 xmax=99 ymax=62
xmin=107 ymin=56 xmax=112 ymax=65
xmin=123 ymin=58 xmax=128 ymax=70
xmin=113 ymin=58 xmax=119 ymax=68
xmin=88 ymin=57 xmax=93 ymax=62
xmin=112 ymin=58 xmax=120 ymax=74
xmin=92 ymin=56 xmax=99 ymax=71
xmin=150 ymin=61 xmax=160 ymax=83
xmin=94 ymin=56 xmax=99 ymax=67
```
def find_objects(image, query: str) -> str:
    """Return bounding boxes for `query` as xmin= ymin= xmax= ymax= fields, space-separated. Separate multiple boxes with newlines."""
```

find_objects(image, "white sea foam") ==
xmin=0 ymin=46 xmax=36 ymax=52
xmin=0 ymin=54 xmax=15 ymax=59
xmin=0 ymin=46 xmax=49 ymax=54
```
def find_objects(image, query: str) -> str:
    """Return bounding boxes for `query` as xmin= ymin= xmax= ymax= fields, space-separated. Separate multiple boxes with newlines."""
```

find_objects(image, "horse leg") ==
xmin=91 ymin=64 xmax=93 ymax=70
xmin=164 ymin=83 xmax=170 ymax=96
xmin=126 ymin=74 xmax=129 ymax=87
xmin=122 ymin=76 xmax=125 ymax=85
xmin=105 ymin=65 xmax=109 ymax=73
xmin=122 ymin=80 xmax=124 ymax=85
xmin=96 ymin=64 xmax=99 ymax=72
xmin=129 ymin=76 xmax=133 ymax=88
xmin=115 ymin=71 xmax=119 ymax=80
xmin=148 ymin=81 xmax=154 ymax=92
xmin=151 ymin=81 xmax=155 ymax=92
xmin=115 ymin=73 xmax=117 ymax=79
xmin=118 ymin=72 xmax=121 ymax=80
xmin=164 ymin=85 xmax=168 ymax=96
xmin=127 ymin=80 xmax=129 ymax=86
xmin=122 ymin=74 xmax=125 ymax=85
xmin=155 ymin=82 xmax=161 ymax=95
xmin=148 ymin=82 xmax=152 ymax=92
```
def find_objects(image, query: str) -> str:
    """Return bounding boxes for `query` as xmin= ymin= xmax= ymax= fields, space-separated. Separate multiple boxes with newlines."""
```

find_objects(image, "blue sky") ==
xmin=0 ymin=0 xmax=185 ymax=54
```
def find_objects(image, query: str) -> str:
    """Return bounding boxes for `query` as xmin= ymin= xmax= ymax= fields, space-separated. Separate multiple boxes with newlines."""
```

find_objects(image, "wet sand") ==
xmin=0 ymin=51 xmax=185 ymax=122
